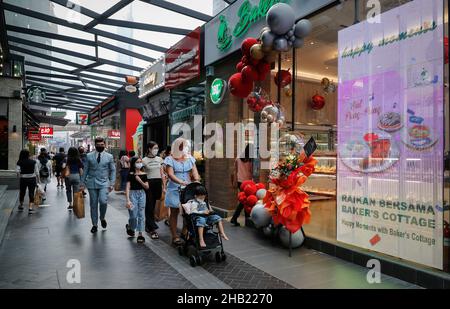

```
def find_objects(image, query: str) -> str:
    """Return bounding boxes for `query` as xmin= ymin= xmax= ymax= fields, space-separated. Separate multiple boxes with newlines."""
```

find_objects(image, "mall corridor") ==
xmin=0 ymin=179 xmax=419 ymax=289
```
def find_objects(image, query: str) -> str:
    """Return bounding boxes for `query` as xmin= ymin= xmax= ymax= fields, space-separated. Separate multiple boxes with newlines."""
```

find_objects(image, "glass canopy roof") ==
xmin=1 ymin=0 xmax=236 ymax=112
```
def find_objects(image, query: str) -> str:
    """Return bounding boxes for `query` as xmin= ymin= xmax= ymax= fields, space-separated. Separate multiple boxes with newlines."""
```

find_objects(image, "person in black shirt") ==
xmin=125 ymin=157 xmax=149 ymax=243
xmin=16 ymin=149 xmax=40 ymax=214
xmin=54 ymin=147 xmax=66 ymax=188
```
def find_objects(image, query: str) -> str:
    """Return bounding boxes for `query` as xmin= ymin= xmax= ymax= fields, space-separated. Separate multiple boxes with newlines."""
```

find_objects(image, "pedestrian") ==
xmin=80 ymin=137 xmax=116 ymax=234
xmin=63 ymin=147 xmax=84 ymax=210
xmin=78 ymin=146 xmax=88 ymax=197
xmin=37 ymin=148 xmax=52 ymax=201
xmin=54 ymin=147 xmax=66 ymax=188
xmin=142 ymin=141 xmax=165 ymax=239
xmin=160 ymin=146 xmax=171 ymax=226
xmin=129 ymin=150 xmax=136 ymax=159
xmin=119 ymin=150 xmax=130 ymax=193
xmin=125 ymin=157 xmax=149 ymax=244
xmin=230 ymin=144 xmax=254 ymax=226
xmin=16 ymin=149 xmax=40 ymax=214
xmin=164 ymin=138 xmax=200 ymax=246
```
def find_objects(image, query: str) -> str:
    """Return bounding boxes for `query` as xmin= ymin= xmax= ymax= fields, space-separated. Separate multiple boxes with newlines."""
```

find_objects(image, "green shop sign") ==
xmin=210 ymin=79 xmax=227 ymax=104
xmin=217 ymin=0 xmax=290 ymax=51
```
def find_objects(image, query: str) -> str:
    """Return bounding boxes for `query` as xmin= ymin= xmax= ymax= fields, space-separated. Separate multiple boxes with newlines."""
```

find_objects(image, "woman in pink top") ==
xmin=230 ymin=145 xmax=253 ymax=226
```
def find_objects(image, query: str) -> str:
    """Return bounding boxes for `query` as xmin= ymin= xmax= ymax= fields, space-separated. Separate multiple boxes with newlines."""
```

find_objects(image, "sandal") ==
xmin=150 ymin=232 xmax=159 ymax=240
xmin=172 ymin=238 xmax=183 ymax=246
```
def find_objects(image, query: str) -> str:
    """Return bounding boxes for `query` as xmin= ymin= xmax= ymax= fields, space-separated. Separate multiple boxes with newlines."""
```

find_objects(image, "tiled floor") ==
xmin=0 ymin=179 xmax=420 ymax=289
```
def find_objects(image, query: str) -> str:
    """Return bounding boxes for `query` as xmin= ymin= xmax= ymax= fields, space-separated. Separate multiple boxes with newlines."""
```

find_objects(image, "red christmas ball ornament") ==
xmin=241 ymin=65 xmax=258 ymax=83
xmin=246 ymin=195 xmax=258 ymax=207
xmin=247 ymin=96 xmax=258 ymax=110
xmin=228 ymin=73 xmax=253 ymax=98
xmin=274 ymin=69 xmax=292 ymax=88
xmin=244 ymin=183 xmax=257 ymax=196
xmin=240 ymin=180 xmax=254 ymax=191
xmin=311 ymin=93 xmax=326 ymax=110
xmin=241 ymin=38 xmax=259 ymax=57
xmin=236 ymin=61 xmax=244 ymax=72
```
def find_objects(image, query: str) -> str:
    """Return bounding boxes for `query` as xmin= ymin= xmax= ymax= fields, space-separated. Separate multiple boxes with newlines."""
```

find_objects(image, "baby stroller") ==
xmin=178 ymin=183 xmax=226 ymax=267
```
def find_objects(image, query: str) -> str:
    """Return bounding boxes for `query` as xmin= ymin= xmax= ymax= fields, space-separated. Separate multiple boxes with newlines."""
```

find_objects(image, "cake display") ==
xmin=403 ymin=124 xmax=437 ymax=150
xmin=378 ymin=112 xmax=402 ymax=132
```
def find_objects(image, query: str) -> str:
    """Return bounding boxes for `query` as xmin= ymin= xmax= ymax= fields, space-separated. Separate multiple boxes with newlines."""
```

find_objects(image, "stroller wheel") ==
xmin=215 ymin=252 xmax=222 ymax=263
xmin=178 ymin=246 xmax=184 ymax=256
xmin=189 ymin=255 xmax=197 ymax=267
xmin=221 ymin=252 xmax=227 ymax=262
xmin=196 ymin=255 xmax=203 ymax=265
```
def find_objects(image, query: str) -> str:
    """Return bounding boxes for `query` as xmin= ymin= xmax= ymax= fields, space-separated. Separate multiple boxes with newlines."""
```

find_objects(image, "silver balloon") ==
xmin=287 ymin=40 xmax=293 ymax=47
xmin=256 ymin=189 xmax=267 ymax=200
xmin=262 ymin=225 xmax=276 ymax=238
xmin=266 ymin=3 xmax=296 ymax=35
xmin=279 ymin=226 xmax=305 ymax=248
xmin=287 ymin=30 xmax=294 ymax=37
xmin=250 ymin=203 xmax=272 ymax=228
xmin=293 ymin=37 xmax=304 ymax=49
xmin=261 ymin=30 xmax=276 ymax=49
xmin=294 ymin=19 xmax=312 ymax=38
xmin=273 ymin=37 xmax=289 ymax=52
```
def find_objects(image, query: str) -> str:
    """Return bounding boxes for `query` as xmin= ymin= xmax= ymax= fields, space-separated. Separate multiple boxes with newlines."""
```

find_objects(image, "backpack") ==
xmin=39 ymin=162 xmax=50 ymax=179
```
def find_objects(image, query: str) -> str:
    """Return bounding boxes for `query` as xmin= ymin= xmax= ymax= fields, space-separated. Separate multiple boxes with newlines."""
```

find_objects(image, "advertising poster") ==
xmin=337 ymin=0 xmax=444 ymax=269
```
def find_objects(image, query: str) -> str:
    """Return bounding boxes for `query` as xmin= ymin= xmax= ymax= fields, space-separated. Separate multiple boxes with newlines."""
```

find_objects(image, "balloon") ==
xmin=274 ymin=37 xmax=289 ymax=52
xmin=244 ymin=183 xmax=257 ymax=196
xmin=246 ymin=195 xmax=258 ymax=207
xmin=267 ymin=114 xmax=274 ymax=123
xmin=238 ymin=192 xmax=247 ymax=203
xmin=279 ymin=226 xmax=305 ymax=248
xmin=259 ymin=26 xmax=271 ymax=39
xmin=250 ymin=44 xmax=265 ymax=60
xmin=293 ymin=37 xmax=304 ymax=49
xmin=266 ymin=3 xmax=296 ymax=35
xmin=241 ymin=38 xmax=259 ymax=57
xmin=240 ymin=180 xmax=254 ymax=191
xmin=294 ymin=19 xmax=312 ymax=38
xmin=262 ymin=225 xmax=275 ymax=237
xmin=321 ymin=77 xmax=330 ymax=88
xmin=257 ymin=61 xmax=271 ymax=75
xmin=241 ymin=65 xmax=258 ymax=83
xmin=274 ymin=69 xmax=292 ymax=88
xmin=256 ymin=183 xmax=265 ymax=190
xmin=236 ymin=62 xmax=244 ymax=72
xmin=256 ymin=189 xmax=267 ymax=200
xmin=250 ymin=203 xmax=272 ymax=228
xmin=228 ymin=73 xmax=253 ymax=98
xmin=279 ymin=133 xmax=305 ymax=156
xmin=311 ymin=93 xmax=326 ymax=110
xmin=261 ymin=30 xmax=276 ymax=49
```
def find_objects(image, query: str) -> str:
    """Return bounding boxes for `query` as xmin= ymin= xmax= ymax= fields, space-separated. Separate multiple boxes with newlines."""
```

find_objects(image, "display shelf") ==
xmin=304 ymin=189 xmax=337 ymax=197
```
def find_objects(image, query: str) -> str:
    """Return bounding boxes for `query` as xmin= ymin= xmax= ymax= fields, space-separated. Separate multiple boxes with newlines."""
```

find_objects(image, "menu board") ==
xmin=337 ymin=0 xmax=444 ymax=269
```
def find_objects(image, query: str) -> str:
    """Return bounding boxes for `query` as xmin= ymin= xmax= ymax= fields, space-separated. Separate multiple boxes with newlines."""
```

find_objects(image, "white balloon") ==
xmin=279 ymin=226 xmax=305 ymax=248
xmin=256 ymin=189 xmax=267 ymax=200
xmin=293 ymin=37 xmax=304 ymax=49
xmin=250 ymin=203 xmax=272 ymax=228
xmin=266 ymin=3 xmax=296 ymax=35
xmin=267 ymin=114 xmax=274 ymax=123
xmin=294 ymin=19 xmax=312 ymax=38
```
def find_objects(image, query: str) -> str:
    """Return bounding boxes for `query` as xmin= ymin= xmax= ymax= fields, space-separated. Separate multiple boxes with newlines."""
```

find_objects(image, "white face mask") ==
xmin=135 ymin=163 xmax=143 ymax=170
xmin=152 ymin=149 xmax=159 ymax=156
xmin=196 ymin=197 xmax=205 ymax=203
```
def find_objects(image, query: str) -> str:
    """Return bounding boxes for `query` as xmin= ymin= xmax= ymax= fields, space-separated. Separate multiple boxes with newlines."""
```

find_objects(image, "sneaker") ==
xmin=126 ymin=224 xmax=135 ymax=237
xmin=101 ymin=219 xmax=107 ymax=229
xmin=230 ymin=219 xmax=241 ymax=227
xmin=67 ymin=205 xmax=73 ymax=210
xmin=91 ymin=226 xmax=98 ymax=234
xmin=28 ymin=209 xmax=36 ymax=214
xmin=18 ymin=205 xmax=24 ymax=212
xmin=137 ymin=236 xmax=145 ymax=244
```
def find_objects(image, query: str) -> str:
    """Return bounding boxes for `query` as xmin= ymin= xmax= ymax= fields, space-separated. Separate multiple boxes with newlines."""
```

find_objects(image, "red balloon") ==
xmin=238 ymin=192 xmax=247 ymax=203
xmin=240 ymin=180 xmax=254 ymax=191
xmin=256 ymin=183 xmax=265 ymax=190
xmin=246 ymin=195 xmax=258 ymax=207
xmin=244 ymin=183 xmax=257 ymax=196
xmin=311 ymin=93 xmax=326 ymax=110
xmin=241 ymin=56 xmax=249 ymax=65
xmin=236 ymin=62 xmax=244 ymax=72
xmin=228 ymin=73 xmax=253 ymax=98
xmin=274 ymin=69 xmax=292 ymax=88
xmin=258 ymin=61 xmax=271 ymax=74
xmin=241 ymin=38 xmax=259 ymax=57
xmin=241 ymin=65 xmax=258 ymax=83
xmin=247 ymin=96 xmax=257 ymax=107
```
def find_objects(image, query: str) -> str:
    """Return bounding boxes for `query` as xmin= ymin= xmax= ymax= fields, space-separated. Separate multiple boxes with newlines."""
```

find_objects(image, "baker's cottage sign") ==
xmin=205 ymin=0 xmax=335 ymax=66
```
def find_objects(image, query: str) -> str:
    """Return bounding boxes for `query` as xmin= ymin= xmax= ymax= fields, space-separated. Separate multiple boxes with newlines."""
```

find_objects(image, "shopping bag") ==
xmin=34 ymin=187 xmax=42 ymax=206
xmin=154 ymin=192 xmax=169 ymax=222
xmin=73 ymin=191 xmax=85 ymax=219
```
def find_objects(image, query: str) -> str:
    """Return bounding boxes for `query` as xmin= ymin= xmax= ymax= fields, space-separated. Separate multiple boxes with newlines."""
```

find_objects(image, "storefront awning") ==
xmin=35 ymin=114 xmax=69 ymax=127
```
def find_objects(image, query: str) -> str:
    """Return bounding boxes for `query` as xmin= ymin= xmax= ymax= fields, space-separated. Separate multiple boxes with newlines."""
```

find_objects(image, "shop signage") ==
xmin=337 ymin=0 xmax=444 ymax=269
xmin=204 ymin=0 xmax=334 ymax=66
xmin=39 ymin=127 xmax=53 ymax=138
xmin=27 ymin=86 xmax=46 ymax=104
xmin=210 ymin=79 xmax=227 ymax=104
xmin=51 ymin=111 xmax=66 ymax=118
xmin=107 ymin=130 xmax=120 ymax=139
xmin=141 ymin=91 xmax=170 ymax=120
xmin=28 ymin=130 xmax=41 ymax=142
xmin=165 ymin=28 xmax=201 ymax=90
xmin=76 ymin=113 xmax=90 ymax=125
xmin=139 ymin=56 xmax=165 ymax=98
xmin=171 ymin=104 xmax=203 ymax=122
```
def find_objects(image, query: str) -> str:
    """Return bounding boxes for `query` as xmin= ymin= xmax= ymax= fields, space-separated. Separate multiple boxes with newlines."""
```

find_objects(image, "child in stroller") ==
xmin=180 ymin=183 xmax=228 ymax=266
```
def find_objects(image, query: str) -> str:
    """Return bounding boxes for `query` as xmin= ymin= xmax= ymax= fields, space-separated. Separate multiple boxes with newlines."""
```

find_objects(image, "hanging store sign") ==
xmin=204 ymin=0 xmax=335 ymax=66
xmin=139 ymin=56 xmax=165 ymax=98
xmin=28 ymin=130 xmax=41 ymax=142
xmin=39 ymin=127 xmax=53 ymax=138
xmin=210 ymin=79 xmax=227 ymax=104
xmin=337 ymin=0 xmax=444 ymax=269
xmin=107 ymin=130 xmax=120 ymax=139
xmin=165 ymin=28 xmax=201 ymax=90
xmin=27 ymin=86 xmax=46 ymax=104
xmin=76 ymin=113 xmax=90 ymax=125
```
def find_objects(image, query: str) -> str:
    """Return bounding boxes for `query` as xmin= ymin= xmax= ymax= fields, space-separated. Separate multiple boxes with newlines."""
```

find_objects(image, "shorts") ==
xmin=55 ymin=166 xmax=62 ymax=177
xmin=193 ymin=214 xmax=222 ymax=227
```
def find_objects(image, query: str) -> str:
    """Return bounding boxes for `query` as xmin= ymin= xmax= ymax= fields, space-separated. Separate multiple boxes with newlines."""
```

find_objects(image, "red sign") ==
xmin=108 ymin=130 xmax=120 ymax=139
xmin=165 ymin=27 xmax=201 ymax=90
xmin=28 ymin=131 xmax=41 ymax=142
xmin=39 ymin=127 xmax=53 ymax=138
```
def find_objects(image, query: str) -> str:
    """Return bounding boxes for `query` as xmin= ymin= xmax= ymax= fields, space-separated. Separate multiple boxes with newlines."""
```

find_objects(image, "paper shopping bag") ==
xmin=73 ymin=191 xmax=85 ymax=219
xmin=154 ymin=192 xmax=169 ymax=222
xmin=34 ymin=187 xmax=42 ymax=206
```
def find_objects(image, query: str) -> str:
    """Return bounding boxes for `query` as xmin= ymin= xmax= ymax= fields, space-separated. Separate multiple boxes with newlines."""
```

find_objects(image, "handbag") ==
xmin=61 ymin=166 xmax=70 ymax=178
xmin=154 ymin=192 xmax=169 ymax=222
xmin=34 ymin=187 xmax=42 ymax=206
xmin=73 ymin=191 xmax=85 ymax=219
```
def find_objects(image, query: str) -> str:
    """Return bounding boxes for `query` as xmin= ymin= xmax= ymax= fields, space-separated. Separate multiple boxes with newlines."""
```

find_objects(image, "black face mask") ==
xmin=95 ymin=146 xmax=105 ymax=153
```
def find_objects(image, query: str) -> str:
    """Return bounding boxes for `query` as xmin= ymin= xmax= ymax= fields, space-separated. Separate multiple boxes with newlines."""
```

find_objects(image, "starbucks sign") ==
xmin=210 ymin=79 xmax=227 ymax=105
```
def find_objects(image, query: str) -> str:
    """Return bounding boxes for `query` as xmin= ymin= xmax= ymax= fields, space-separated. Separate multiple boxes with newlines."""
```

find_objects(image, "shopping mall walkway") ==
xmin=0 ymin=179 xmax=420 ymax=289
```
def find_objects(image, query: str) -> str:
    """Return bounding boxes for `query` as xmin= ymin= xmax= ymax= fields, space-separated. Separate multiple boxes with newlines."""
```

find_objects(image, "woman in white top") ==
xmin=36 ymin=148 xmax=53 ymax=201
xmin=142 ymin=141 xmax=166 ymax=239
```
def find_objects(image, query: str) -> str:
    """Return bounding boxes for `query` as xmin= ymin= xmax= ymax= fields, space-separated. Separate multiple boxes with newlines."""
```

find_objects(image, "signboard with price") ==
xmin=107 ymin=130 xmax=120 ymax=139
xmin=76 ymin=113 xmax=90 ymax=125
xmin=39 ymin=127 xmax=53 ymax=138
xmin=28 ymin=130 xmax=41 ymax=142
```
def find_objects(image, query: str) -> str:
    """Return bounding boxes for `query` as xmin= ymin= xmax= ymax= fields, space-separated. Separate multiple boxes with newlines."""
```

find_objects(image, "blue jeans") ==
xmin=128 ymin=190 xmax=146 ymax=232
xmin=120 ymin=169 xmax=129 ymax=191
xmin=193 ymin=214 xmax=222 ymax=227
xmin=88 ymin=187 xmax=109 ymax=226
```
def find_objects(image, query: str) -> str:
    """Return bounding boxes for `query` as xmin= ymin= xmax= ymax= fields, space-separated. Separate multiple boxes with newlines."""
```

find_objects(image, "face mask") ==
xmin=135 ymin=163 xmax=143 ymax=170
xmin=95 ymin=146 xmax=105 ymax=153
xmin=196 ymin=197 xmax=205 ymax=203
